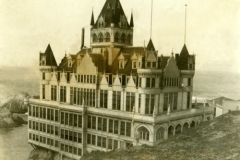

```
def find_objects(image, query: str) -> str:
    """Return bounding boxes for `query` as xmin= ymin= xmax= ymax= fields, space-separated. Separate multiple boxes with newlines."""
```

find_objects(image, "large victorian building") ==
xmin=28 ymin=0 xmax=214 ymax=159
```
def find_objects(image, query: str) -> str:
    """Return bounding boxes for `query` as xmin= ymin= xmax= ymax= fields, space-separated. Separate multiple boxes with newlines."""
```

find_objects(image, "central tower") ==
xmin=90 ymin=0 xmax=134 ymax=48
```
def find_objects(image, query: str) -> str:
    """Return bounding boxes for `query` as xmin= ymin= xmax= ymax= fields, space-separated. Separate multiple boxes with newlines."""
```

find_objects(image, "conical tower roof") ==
xmin=146 ymin=39 xmax=156 ymax=51
xmin=177 ymin=44 xmax=190 ymax=70
xmin=44 ymin=44 xmax=58 ymax=66
xmin=93 ymin=0 xmax=130 ymax=28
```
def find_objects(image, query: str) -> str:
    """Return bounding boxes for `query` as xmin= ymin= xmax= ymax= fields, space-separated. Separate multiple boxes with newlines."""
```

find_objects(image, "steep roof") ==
xmin=41 ymin=44 xmax=57 ymax=66
xmin=146 ymin=39 xmax=156 ymax=51
xmin=177 ymin=44 xmax=190 ymax=70
xmin=130 ymin=12 xmax=134 ymax=27
xmin=93 ymin=0 xmax=130 ymax=28
xmin=90 ymin=10 xmax=94 ymax=26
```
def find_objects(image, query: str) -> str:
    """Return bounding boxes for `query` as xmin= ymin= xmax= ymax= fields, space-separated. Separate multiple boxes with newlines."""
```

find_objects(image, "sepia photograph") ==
xmin=0 ymin=0 xmax=240 ymax=159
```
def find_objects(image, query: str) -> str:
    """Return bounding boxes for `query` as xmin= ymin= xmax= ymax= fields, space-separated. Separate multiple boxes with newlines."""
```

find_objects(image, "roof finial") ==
xmin=150 ymin=0 xmax=153 ymax=39
xmin=184 ymin=4 xmax=187 ymax=44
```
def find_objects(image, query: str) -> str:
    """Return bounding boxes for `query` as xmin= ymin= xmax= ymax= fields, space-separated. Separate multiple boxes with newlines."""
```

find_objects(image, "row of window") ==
xmin=70 ymin=88 xmax=96 ymax=107
xmin=60 ymin=143 xmax=82 ymax=156
xmin=29 ymin=106 xmax=59 ymax=122
xmin=29 ymin=133 xmax=58 ymax=148
xmin=87 ymin=115 xmax=131 ymax=137
xmin=29 ymin=120 xmax=59 ymax=136
xmin=60 ymin=129 xmax=82 ymax=144
xmin=92 ymin=32 xmax=132 ymax=44
xmin=87 ymin=134 xmax=118 ymax=150
xmin=43 ymin=72 xmax=97 ymax=84
xmin=60 ymin=111 xmax=82 ymax=128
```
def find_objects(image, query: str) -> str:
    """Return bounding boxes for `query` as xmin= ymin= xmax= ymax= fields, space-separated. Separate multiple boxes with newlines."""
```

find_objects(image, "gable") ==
xmin=146 ymin=51 xmax=157 ymax=61
xmin=77 ymin=52 xmax=97 ymax=75
xmin=164 ymin=56 xmax=180 ymax=77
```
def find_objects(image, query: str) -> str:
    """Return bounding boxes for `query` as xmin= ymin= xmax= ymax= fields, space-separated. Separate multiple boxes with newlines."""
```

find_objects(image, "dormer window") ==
xmin=138 ymin=62 xmax=142 ymax=68
xmin=132 ymin=61 xmax=137 ymax=69
xmin=68 ymin=60 xmax=72 ymax=67
xmin=147 ymin=62 xmax=151 ymax=68
xmin=119 ymin=60 xmax=125 ymax=69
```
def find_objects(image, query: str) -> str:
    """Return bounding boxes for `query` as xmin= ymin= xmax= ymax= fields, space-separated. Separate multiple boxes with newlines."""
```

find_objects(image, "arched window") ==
xmin=168 ymin=125 xmax=174 ymax=136
xmin=138 ymin=126 xmax=150 ymax=141
xmin=105 ymin=32 xmax=110 ymax=42
xmin=183 ymin=122 xmax=189 ymax=131
xmin=190 ymin=121 xmax=196 ymax=128
xmin=98 ymin=33 xmax=103 ymax=42
xmin=127 ymin=35 xmax=131 ymax=44
xmin=93 ymin=34 xmax=98 ymax=43
xmin=175 ymin=124 xmax=182 ymax=134
xmin=114 ymin=32 xmax=119 ymax=42
xmin=121 ymin=33 xmax=126 ymax=43
xmin=156 ymin=127 xmax=165 ymax=140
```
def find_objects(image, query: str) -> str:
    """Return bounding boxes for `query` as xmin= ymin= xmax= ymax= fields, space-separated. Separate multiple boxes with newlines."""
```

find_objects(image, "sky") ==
xmin=0 ymin=0 xmax=240 ymax=73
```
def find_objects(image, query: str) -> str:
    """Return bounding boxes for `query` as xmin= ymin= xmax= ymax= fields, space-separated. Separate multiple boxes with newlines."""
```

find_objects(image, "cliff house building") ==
xmin=27 ymin=0 xmax=214 ymax=159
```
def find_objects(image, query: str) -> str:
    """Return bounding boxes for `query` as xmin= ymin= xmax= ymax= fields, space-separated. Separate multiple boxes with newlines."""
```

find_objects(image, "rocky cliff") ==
xmin=0 ymin=92 xmax=29 ymax=128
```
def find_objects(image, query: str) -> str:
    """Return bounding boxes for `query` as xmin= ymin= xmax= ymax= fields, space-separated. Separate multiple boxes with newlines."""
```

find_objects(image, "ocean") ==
xmin=0 ymin=70 xmax=239 ymax=160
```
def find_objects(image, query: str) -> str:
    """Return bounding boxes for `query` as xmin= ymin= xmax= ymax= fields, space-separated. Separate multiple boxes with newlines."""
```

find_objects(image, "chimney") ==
xmin=81 ymin=28 xmax=85 ymax=50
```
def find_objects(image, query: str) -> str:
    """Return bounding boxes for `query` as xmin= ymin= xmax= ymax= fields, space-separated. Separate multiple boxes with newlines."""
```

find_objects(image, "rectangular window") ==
xmin=147 ymin=62 xmax=151 ymax=68
xmin=126 ymin=122 xmax=131 ymax=137
xmin=78 ymin=133 xmax=82 ymax=143
xmin=126 ymin=92 xmax=135 ymax=112
xmin=47 ymin=108 xmax=50 ymax=120
xmin=51 ymin=85 xmax=57 ymax=101
xmin=98 ymin=117 xmax=102 ymax=131
xmin=69 ymin=113 xmax=73 ymax=126
xmin=114 ymin=120 xmax=119 ymax=134
xmin=65 ymin=113 xmax=68 ymax=125
xmin=43 ymin=108 xmax=46 ymax=119
xmin=109 ymin=119 xmax=113 ymax=133
xmin=55 ymin=126 xmax=59 ymax=136
xmin=152 ymin=62 xmax=156 ymax=68
xmin=42 ymin=85 xmax=45 ymax=99
xmin=112 ymin=91 xmax=121 ymax=110
xmin=145 ymin=94 xmax=155 ymax=114
xmin=74 ymin=114 xmax=77 ymax=127
xmin=97 ymin=136 xmax=102 ymax=147
xmin=100 ymin=90 xmax=108 ymax=108
xmin=188 ymin=78 xmax=191 ymax=86
xmin=50 ymin=109 xmax=54 ymax=121
xmin=102 ymin=137 xmax=106 ymax=148
xmin=69 ymin=131 xmax=73 ymax=141
xmin=29 ymin=105 xmax=32 ymax=116
xmin=61 ymin=112 xmax=64 ymax=124
xmin=187 ymin=92 xmax=191 ymax=109
xmin=74 ymin=132 xmax=77 ymax=142
xmin=78 ymin=115 xmax=82 ymax=128
xmin=92 ymin=135 xmax=96 ymax=145
xmin=36 ymin=106 xmax=39 ymax=117
xmin=40 ymin=107 xmax=42 ymax=118
xmin=103 ymin=118 xmax=107 ymax=132
xmin=163 ymin=92 xmax=178 ymax=111
xmin=55 ymin=110 xmax=58 ymax=122
xmin=87 ymin=134 xmax=91 ymax=144
xmin=42 ymin=72 xmax=45 ymax=80
xmin=146 ymin=78 xmax=151 ymax=88
xmin=60 ymin=86 xmax=66 ymax=102
xmin=120 ymin=121 xmax=125 ymax=136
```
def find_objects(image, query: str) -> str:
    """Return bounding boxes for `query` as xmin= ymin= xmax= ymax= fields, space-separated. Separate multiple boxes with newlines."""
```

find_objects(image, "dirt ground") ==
xmin=81 ymin=111 xmax=240 ymax=160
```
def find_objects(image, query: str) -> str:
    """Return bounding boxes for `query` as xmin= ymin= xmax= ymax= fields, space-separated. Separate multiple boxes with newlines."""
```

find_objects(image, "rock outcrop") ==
xmin=0 ymin=92 xmax=29 ymax=128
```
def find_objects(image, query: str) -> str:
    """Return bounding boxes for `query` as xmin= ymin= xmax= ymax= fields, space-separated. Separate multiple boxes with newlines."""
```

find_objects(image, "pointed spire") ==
xmin=130 ymin=10 xmax=134 ymax=28
xmin=90 ymin=8 xmax=94 ymax=26
xmin=44 ymin=44 xmax=57 ymax=66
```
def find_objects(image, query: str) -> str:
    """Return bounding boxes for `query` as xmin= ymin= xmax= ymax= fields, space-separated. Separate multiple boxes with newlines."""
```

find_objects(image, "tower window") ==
xmin=121 ymin=34 xmax=126 ymax=43
xmin=98 ymin=33 xmax=103 ymax=42
xmin=93 ymin=34 xmax=98 ymax=43
xmin=105 ymin=32 xmax=110 ymax=42
xmin=114 ymin=33 xmax=119 ymax=42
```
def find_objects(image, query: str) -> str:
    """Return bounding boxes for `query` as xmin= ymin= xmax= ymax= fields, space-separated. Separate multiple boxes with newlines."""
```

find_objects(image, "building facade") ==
xmin=28 ymin=0 xmax=214 ymax=159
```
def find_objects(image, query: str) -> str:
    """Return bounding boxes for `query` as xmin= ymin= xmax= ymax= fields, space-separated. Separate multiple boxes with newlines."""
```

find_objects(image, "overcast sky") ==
xmin=0 ymin=0 xmax=239 ymax=73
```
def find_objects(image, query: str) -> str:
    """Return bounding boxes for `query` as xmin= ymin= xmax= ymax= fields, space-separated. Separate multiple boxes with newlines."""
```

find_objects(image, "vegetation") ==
xmin=81 ymin=111 xmax=240 ymax=160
